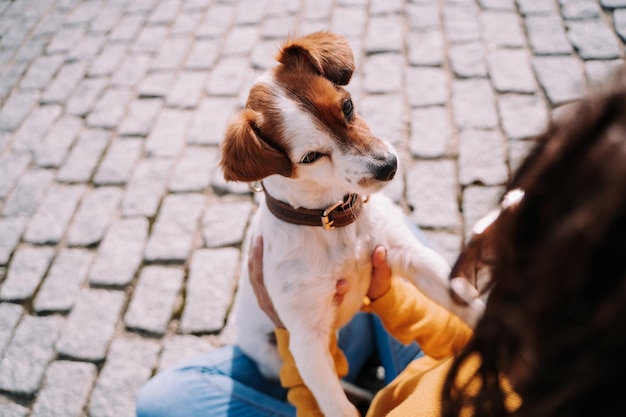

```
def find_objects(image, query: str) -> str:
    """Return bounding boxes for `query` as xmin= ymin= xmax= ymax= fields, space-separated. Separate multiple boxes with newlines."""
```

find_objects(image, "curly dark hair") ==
xmin=442 ymin=72 xmax=626 ymax=417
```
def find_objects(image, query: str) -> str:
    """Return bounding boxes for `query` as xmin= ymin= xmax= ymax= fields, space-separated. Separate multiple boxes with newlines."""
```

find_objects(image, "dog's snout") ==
xmin=374 ymin=153 xmax=397 ymax=182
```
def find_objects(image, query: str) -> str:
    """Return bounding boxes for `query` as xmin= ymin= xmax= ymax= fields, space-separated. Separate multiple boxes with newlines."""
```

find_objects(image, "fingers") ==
xmin=368 ymin=245 xmax=392 ymax=301
xmin=333 ymin=278 xmax=349 ymax=305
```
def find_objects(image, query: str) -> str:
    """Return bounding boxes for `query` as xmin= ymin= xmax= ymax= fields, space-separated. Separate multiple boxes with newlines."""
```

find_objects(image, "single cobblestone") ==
xmin=0 ymin=90 xmax=40 ymax=131
xmin=406 ymin=67 xmax=448 ymax=107
xmin=406 ymin=4 xmax=440 ymax=31
xmin=47 ymin=26 xmax=86 ymax=54
xmin=184 ymin=39 xmax=220 ymax=70
xmin=359 ymin=93 xmax=407 ymax=142
xmin=41 ymin=61 xmax=88 ymax=104
xmin=56 ymin=289 xmax=126 ymax=362
xmin=559 ymin=0 xmax=601 ymax=20
xmin=516 ymin=0 xmax=557 ymax=14
xmin=19 ymin=54 xmax=64 ymax=90
xmin=487 ymin=49 xmax=537 ymax=94
xmin=88 ymin=43 xmax=127 ymax=77
xmin=444 ymin=4 xmax=480 ymax=43
xmin=364 ymin=15 xmax=403 ymax=54
xmin=448 ymin=42 xmax=488 ymax=79
xmin=145 ymin=109 xmax=191 ymax=157
xmin=132 ymin=25 xmax=169 ymax=54
xmin=409 ymin=106 xmax=453 ymax=158
xmin=525 ymin=14 xmax=573 ymax=56
xmin=206 ymin=56 xmax=250 ymax=96
xmin=0 ymin=315 xmax=63 ymax=396
xmin=33 ymin=248 xmax=94 ymax=313
xmin=67 ymin=187 xmax=123 ymax=247
xmin=86 ymin=88 xmax=133 ymax=129
xmin=66 ymin=78 xmax=108 ymax=117
xmin=33 ymin=114 xmax=84 ymax=168
xmin=407 ymin=30 xmax=444 ymax=67
xmin=458 ymin=129 xmax=509 ymax=186
xmin=498 ymin=94 xmax=549 ymax=140
xmin=363 ymin=53 xmax=403 ymax=94
xmin=11 ymin=104 xmax=63 ymax=153
xmin=0 ymin=218 xmax=27 ymax=266
xmin=119 ymin=98 xmax=163 ymax=136
xmin=451 ymin=79 xmax=498 ymax=129
xmin=2 ymin=169 xmax=55 ymax=217
xmin=121 ymin=158 xmax=175 ymax=217
xmin=89 ymin=217 xmax=148 ymax=287
xmin=109 ymin=14 xmax=144 ymax=42
xmin=57 ymin=129 xmax=112 ymax=183
xmin=202 ymin=200 xmax=255 ymax=248
xmin=31 ymin=361 xmax=97 ymax=417
xmin=188 ymin=97 xmax=238 ymax=145
xmin=0 ymin=152 xmax=31 ymax=199
xmin=151 ymin=36 xmax=194 ymax=71
xmin=93 ymin=138 xmax=144 ymax=185
xmin=0 ymin=302 xmax=23 ymax=357
xmin=23 ymin=183 xmax=84 ymax=244
xmin=407 ymin=160 xmax=460 ymax=229
xmin=481 ymin=11 xmax=525 ymax=48
xmin=124 ymin=266 xmax=185 ymax=335
xmin=533 ymin=56 xmax=587 ymax=105
xmin=138 ymin=72 xmax=176 ymax=98
xmin=144 ymin=193 xmax=205 ymax=262
xmin=567 ymin=19 xmax=622 ymax=60
xmin=88 ymin=338 xmax=160 ymax=417
xmin=166 ymin=71 xmax=207 ymax=109
xmin=180 ymin=248 xmax=240 ymax=333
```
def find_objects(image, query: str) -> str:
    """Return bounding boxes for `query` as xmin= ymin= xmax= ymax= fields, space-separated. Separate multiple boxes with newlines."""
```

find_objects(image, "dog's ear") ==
xmin=276 ymin=31 xmax=355 ymax=86
xmin=220 ymin=109 xmax=293 ymax=183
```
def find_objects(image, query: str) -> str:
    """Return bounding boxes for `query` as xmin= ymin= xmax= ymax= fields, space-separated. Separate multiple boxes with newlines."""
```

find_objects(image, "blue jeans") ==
xmin=136 ymin=314 xmax=422 ymax=416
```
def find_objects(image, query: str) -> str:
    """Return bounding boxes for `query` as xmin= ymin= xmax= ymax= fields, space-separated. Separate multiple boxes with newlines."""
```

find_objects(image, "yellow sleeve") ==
xmin=362 ymin=277 xmax=472 ymax=359
xmin=274 ymin=328 xmax=350 ymax=417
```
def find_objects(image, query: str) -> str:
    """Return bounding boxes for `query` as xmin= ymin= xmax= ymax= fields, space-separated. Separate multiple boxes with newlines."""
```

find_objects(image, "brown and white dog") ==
xmin=220 ymin=32 xmax=482 ymax=416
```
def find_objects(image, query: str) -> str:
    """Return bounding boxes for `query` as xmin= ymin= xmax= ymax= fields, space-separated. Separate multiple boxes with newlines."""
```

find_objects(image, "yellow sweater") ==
xmin=275 ymin=278 xmax=521 ymax=417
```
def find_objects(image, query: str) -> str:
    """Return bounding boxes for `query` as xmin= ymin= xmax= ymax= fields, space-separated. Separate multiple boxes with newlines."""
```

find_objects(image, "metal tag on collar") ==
xmin=321 ymin=200 xmax=344 ymax=230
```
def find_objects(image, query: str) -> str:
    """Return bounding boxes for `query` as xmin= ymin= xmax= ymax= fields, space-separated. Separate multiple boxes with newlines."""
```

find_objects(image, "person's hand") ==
xmin=367 ymin=245 xmax=392 ymax=301
xmin=248 ymin=236 xmax=350 ymax=329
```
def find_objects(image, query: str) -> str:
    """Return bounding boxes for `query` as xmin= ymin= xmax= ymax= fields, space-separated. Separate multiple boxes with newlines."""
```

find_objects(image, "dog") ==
xmin=220 ymin=31 xmax=483 ymax=417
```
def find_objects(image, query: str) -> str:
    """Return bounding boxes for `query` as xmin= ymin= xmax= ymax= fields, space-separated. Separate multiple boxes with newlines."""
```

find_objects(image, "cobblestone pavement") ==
xmin=0 ymin=0 xmax=625 ymax=415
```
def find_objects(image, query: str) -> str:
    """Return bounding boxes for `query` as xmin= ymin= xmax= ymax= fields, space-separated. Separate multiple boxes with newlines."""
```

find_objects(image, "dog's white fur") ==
xmin=221 ymin=32 xmax=482 ymax=417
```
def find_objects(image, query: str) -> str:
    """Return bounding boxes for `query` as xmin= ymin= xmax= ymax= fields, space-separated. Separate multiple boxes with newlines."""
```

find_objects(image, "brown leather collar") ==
xmin=264 ymin=190 xmax=364 ymax=230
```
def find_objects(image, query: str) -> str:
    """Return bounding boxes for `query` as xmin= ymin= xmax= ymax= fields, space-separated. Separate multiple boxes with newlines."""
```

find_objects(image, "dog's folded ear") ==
xmin=220 ymin=109 xmax=293 ymax=183
xmin=276 ymin=31 xmax=355 ymax=86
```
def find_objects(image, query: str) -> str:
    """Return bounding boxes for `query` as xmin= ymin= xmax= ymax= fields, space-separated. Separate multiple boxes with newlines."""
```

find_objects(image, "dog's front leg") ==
xmin=287 ymin=324 xmax=359 ymax=417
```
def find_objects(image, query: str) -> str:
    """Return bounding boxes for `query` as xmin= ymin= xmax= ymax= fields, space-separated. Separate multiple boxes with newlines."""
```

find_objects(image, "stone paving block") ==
xmin=138 ymin=72 xmax=176 ymax=98
xmin=260 ymin=14 xmax=297 ymax=40
xmin=498 ymin=94 xmax=549 ymax=140
xmin=487 ymin=49 xmax=537 ymax=94
xmin=31 ymin=361 xmax=97 ymax=417
xmin=0 ymin=315 xmax=63 ymax=396
xmin=444 ymin=4 xmax=480 ymax=43
xmin=24 ymin=184 xmax=85 ymax=245
xmin=479 ymin=0 xmax=516 ymax=10
xmin=196 ymin=3 xmax=235 ymax=38
xmin=184 ymin=39 xmax=220 ymax=70
xmin=66 ymin=0 xmax=103 ymax=24
xmin=559 ymin=0 xmax=600 ymax=20
xmin=67 ymin=34 xmax=107 ymax=63
xmin=364 ymin=53 xmax=403 ymax=94
xmin=406 ymin=4 xmax=440 ymax=31
xmin=57 ymin=129 xmax=112 ymax=183
xmin=93 ymin=138 xmax=144 ymax=185
xmin=171 ymin=10 xmax=203 ymax=35
xmin=86 ymin=88 xmax=133 ymax=129
xmin=448 ymin=42 xmax=487 ymax=79
xmin=462 ymin=185 xmax=504 ymax=240
xmin=157 ymin=335 xmax=214 ymax=371
xmin=88 ymin=338 xmax=160 ymax=417
xmin=206 ymin=56 xmax=249 ymax=96
xmin=459 ymin=129 xmax=508 ymax=186
xmin=533 ymin=56 xmax=587 ymax=106
xmin=11 ymin=104 xmax=63 ymax=152
xmin=406 ymin=160 xmax=461 ymax=229
xmin=32 ymin=12 xmax=64 ymax=38
xmin=330 ymin=7 xmax=368 ymax=39
xmin=145 ymin=193 xmax=205 ymax=262
xmin=410 ymin=106 xmax=453 ymax=158
xmin=90 ymin=5 xmax=123 ymax=33
xmin=567 ymin=19 xmax=622 ymax=60
xmin=88 ymin=43 xmax=127 ymax=77
xmin=509 ymin=139 xmax=536 ymax=172
xmin=223 ymin=25 xmax=260 ymax=56
xmin=168 ymin=146 xmax=219 ymax=192
xmin=166 ymin=71 xmax=207 ymax=108
xmin=148 ymin=0 xmax=181 ymax=24
xmin=89 ymin=217 xmax=148 ymax=287
xmin=0 ymin=89 xmax=40 ymax=131
xmin=32 ymin=248 xmax=93 ymax=313
xmin=0 ymin=402 xmax=29 ymax=417
xmin=234 ymin=0 xmax=267 ymax=25
xmin=525 ymin=14 xmax=573 ymax=56
xmin=601 ymin=0 xmax=626 ymax=8
xmin=151 ymin=36 xmax=194 ymax=71
xmin=359 ymin=93 xmax=407 ymax=141
xmin=188 ymin=97 xmax=238 ymax=145
xmin=452 ymin=79 xmax=498 ymax=129
xmin=0 ymin=151 xmax=31 ymax=199
xmin=56 ymin=289 xmax=126 ymax=362
xmin=41 ymin=60 xmax=88 ymax=104
xmin=125 ymin=0 xmax=159 ymax=14
xmin=181 ymin=247 xmax=240 ymax=333
xmin=481 ymin=11 xmax=525 ymax=48
xmin=0 ymin=218 xmax=27 ymax=265
xmin=121 ymin=158 xmax=175 ymax=217
xmin=2 ymin=169 xmax=55 ymax=217
xmin=516 ymin=0 xmax=557 ymax=14
xmin=364 ymin=15 xmax=403 ymax=54
xmin=132 ymin=25 xmax=169 ymax=53
xmin=585 ymin=59 xmax=624 ymax=84
xmin=407 ymin=29 xmax=444 ymax=67
xmin=202 ymin=200 xmax=255 ymax=248
xmin=0 ymin=62 xmax=28 ymax=100
xmin=66 ymin=78 xmax=108 ymax=116
xmin=34 ymin=114 xmax=84 ymax=168
xmin=67 ymin=186 xmax=123 ymax=247
xmin=111 ymin=54 xmax=151 ymax=87
xmin=13 ymin=37 xmax=47 ymax=64
xmin=19 ymin=54 xmax=64 ymax=89
xmin=302 ymin=0 xmax=332 ymax=20
xmin=251 ymin=40 xmax=283 ymax=70
xmin=118 ymin=98 xmax=162 ymax=136
xmin=0 ymin=302 xmax=23 ymax=357
xmin=47 ymin=26 xmax=85 ymax=53
xmin=124 ymin=266 xmax=184 ymax=335
xmin=109 ymin=14 xmax=144 ymax=42
xmin=406 ymin=67 xmax=448 ymax=107
xmin=145 ymin=109 xmax=191 ymax=157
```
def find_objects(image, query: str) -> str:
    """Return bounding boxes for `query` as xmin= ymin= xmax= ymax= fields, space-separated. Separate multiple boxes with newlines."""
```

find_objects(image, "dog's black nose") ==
xmin=374 ymin=153 xmax=397 ymax=181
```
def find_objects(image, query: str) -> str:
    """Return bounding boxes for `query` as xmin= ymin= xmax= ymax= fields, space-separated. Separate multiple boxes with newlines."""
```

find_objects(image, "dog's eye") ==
xmin=300 ymin=151 xmax=323 ymax=164
xmin=342 ymin=99 xmax=354 ymax=119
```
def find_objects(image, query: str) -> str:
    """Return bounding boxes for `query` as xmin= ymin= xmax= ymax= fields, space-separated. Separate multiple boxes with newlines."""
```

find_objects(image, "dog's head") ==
xmin=220 ymin=31 xmax=397 ymax=196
